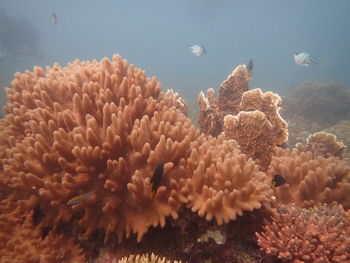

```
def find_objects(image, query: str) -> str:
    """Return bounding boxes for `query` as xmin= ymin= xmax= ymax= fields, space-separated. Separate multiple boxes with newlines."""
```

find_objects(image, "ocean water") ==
xmin=1 ymin=0 xmax=350 ymax=113
xmin=0 ymin=1 xmax=350 ymax=263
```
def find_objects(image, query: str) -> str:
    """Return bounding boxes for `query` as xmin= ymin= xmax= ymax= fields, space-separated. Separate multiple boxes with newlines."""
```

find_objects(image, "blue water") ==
xmin=0 ymin=0 xmax=349 ymax=112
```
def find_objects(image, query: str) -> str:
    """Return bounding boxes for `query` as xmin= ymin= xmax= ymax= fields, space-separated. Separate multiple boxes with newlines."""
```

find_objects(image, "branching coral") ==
xmin=256 ymin=203 xmax=350 ymax=262
xmin=267 ymin=148 xmax=350 ymax=209
xmin=118 ymin=253 xmax=186 ymax=263
xmin=182 ymin=134 xmax=273 ymax=224
xmin=0 ymin=210 xmax=85 ymax=263
xmin=0 ymin=54 xmax=200 ymax=242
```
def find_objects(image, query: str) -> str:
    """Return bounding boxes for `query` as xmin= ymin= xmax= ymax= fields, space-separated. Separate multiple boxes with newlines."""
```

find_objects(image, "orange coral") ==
xmin=218 ymin=65 xmax=250 ymax=118
xmin=256 ymin=204 xmax=350 ymax=262
xmin=0 ymin=210 xmax=85 ymax=263
xmin=118 ymin=253 xmax=186 ymax=263
xmin=239 ymin=89 xmax=288 ymax=146
xmin=183 ymin=134 xmax=273 ymax=224
xmin=198 ymin=65 xmax=288 ymax=169
xmin=224 ymin=111 xmax=276 ymax=170
xmin=198 ymin=65 xmax=249 ymax=136
xmin=0 ymin=54 xmax=199 ymax=242
xmin=267 ymin=148 xmax=350 ymax=209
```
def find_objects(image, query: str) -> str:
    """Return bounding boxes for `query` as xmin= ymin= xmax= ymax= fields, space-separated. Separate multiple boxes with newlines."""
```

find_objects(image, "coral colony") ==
xmin=0 ymin=54 xmax=349 ymax=263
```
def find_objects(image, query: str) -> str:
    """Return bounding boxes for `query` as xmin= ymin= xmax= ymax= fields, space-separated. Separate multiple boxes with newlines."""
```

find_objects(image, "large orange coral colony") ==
xmin=0 ymin=54 xmax=199 ymax=243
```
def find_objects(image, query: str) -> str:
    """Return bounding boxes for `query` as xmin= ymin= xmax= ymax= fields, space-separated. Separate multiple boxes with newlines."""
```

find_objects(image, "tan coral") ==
xmin=163 ymin=89 xmax=188 ymax=116
xmin=267 ymin=148 xmax=350 ymax=209
xmin=296 ymin=131 xmax=346 ymax=158
xmin=218 ymin=65 xmax=250 ymax=118
xmin=223 ymin=110 xmax=276 ymax=170
xmin=198 ymin=89 xmax=220 ymax=136
xmin=183 ymin=134 xmax=273 ymax=224
xmin=239 ymin=89 xmax=288 ymax=146
xmin=198 ymin=65 xmax=249 ymax=136
xmin=324 ymin=120 xmax=350 ymax=157
xmin=118 ymin=253 xmax=186 ymax=263
xmin=198 ymin=65 xmax=288 ymax=170
xmin=0 ymin=54 xmax=199 ymax=242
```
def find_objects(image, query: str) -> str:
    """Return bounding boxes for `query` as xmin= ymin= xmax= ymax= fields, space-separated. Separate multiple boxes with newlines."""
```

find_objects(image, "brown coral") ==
xmin=0 ymin=54 xmax=199 ymax=242
xmin=118 ymin=253 xmax=186 ymax=263
xmin=296 ymin=131 xmax=346 ymax=158
xmin=324 ymin=120 xmax=350 ymax=157
xmin=267 ymin=148 xmax=350 ymax=209
xmin=256 ymin=203 xmax=350 ymax=262
xmin=0 ymin=210 xmax=85 ymax=263
xmin=198 ymin=65 xmax=250 ymax=136
xmin=183 ymin=134 xmax=273 ymax=224
xmin=223 ymin=111 xmax=276 ymax=170
xmin=239 ymin=89 xmax=288 ymax=146
xmin=198 ymin=65 xmax=288 ymax=169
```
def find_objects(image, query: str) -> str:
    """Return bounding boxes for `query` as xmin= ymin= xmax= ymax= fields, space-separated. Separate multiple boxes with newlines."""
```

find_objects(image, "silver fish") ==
xmin=188 ymin=44 xmax=206 ymax=56
xmin=294 ymin=52 xmax=318 ymax=66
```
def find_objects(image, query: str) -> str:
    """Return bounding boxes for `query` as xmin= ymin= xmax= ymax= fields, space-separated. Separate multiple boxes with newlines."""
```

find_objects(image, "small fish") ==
xmin=51 ymin=12 xmax=57 ymax=24
xmin=67 ymin=193 xmax=93 ymax=205
xmin=188 ymin=44 xmax=206 ymax=56
xmin=148 ymin=163 xmax=164 ymax=198
xmin=294 ymin=52 xmax=318 ymax=66
xmin=245 ymin=59 xmax=254 ymax=78
xmin=272 ymin=174 xmax=287 ymax=188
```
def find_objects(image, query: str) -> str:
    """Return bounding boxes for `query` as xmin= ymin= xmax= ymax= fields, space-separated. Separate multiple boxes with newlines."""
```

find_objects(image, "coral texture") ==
xmin=223 ymin=88 xmax=288 ymax=170
xmin=0 ymin=210 xmax=85 ymax=263
xmin=267 ymin=148 xmax=350 ymax=209
xmin=198 ymin=65 xmax=249 ymax=136
xmin=183 ymin=134 xmax=273 ymax=224
xmin=256 ymin=204 xmax=350 ymax=262
xmin=0 ymin=54 xmax=199 ymax=242
xmin=296 ymin=131 xmax=346 ymax=158
xmin=239 ymin=89 xmax=288 ymax=146
xmin=198 ymin=65 xmax=288 ymax=169
xmin=118 ymin=253 xmax=186 ymax=263
xmin=324 ymin=120 xmax=350 ymax=156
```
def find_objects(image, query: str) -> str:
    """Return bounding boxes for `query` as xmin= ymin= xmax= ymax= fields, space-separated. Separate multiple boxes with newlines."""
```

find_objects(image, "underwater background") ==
xmin=1 ymin=0 xmax=350 ymax=114
xmin=1 ymin=1 xmax=350 ymax=263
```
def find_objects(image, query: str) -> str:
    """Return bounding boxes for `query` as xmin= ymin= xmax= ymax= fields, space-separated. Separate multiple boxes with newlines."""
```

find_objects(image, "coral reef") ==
xmin=296 ymin=131 xmax=346 ymax=158
xmin=324 ymin=120 xmax=350 ymax=157
xmin=267 ymin=148 xmax=350 ymax=209
xmin=282 ymin=81 xmax=350 ymax=128
xmin=0 ymin=54 xmax=199 ymax=243
xmin=256 ymin=203 xmax=350 ymax=262
xmin=170 ymin=208 xmax=268 ymax=263
xmin=198 ymin=65 xmax=250 ymax=136
xmin=198 ymin=65 xmax=288 ymax=170
xmin=183 ymin=134 xmax=273 ymax=224
xmin=1 ymin=54 xmax=349 ymax=262
xmin=0 ymin=210 xmax=85 ymax=263
xmin=118 ymin=253 xmax=185 ymax=263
